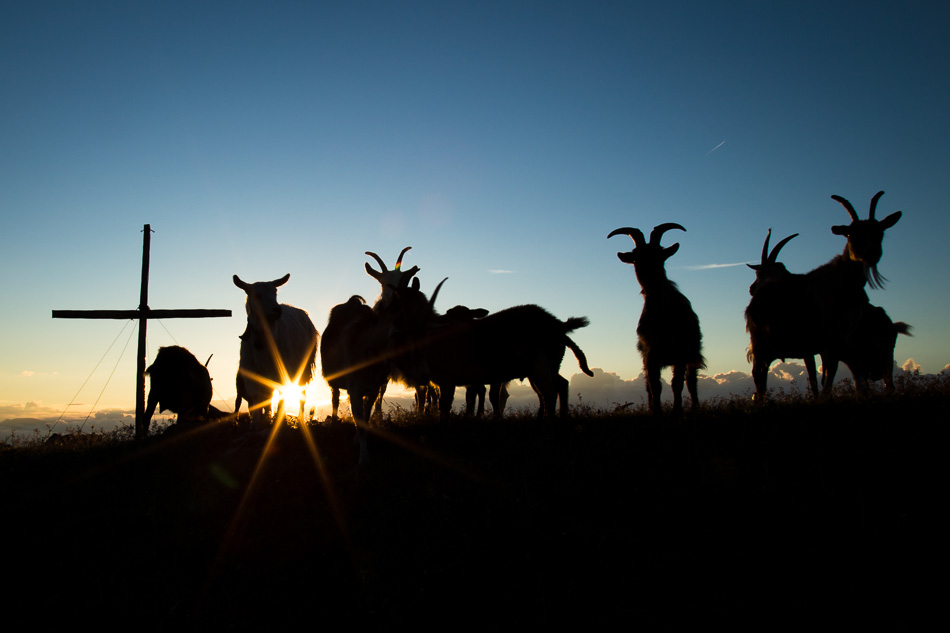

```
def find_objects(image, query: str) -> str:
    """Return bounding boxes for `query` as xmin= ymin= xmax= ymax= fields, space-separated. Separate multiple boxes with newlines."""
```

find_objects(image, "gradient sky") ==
xmin=2 ymin=1 xmax=948 ymax=424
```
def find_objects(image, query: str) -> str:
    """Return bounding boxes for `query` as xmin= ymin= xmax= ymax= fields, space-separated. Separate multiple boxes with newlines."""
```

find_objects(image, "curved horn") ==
xmin=365 ymin=251 xmax=388 ymax=272
xmin=831 ymin=194 xmax=859 ymax=222
xmin=649 ymin=223 xmax=686 ymax=245
xmin=768 ymin=233 xmax=799 ymax=264
xmin=607 ymin=227 xmax=646 ymax=248
xmin=429 ymin=277 xmax=448 ymax=309
xmin=759 ymin=229 xmax=773 ymax=265
xmin=395 ymin=246 xmax=412 ymax=269
xmin=868 ymin=190 xmax=885 ymax=220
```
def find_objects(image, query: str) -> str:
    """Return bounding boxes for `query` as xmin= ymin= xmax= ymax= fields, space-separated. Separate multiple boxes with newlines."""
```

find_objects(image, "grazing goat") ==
xmin=144 ymin=345 xmax=212 ymax=433
xmin=745 ymin=229 xmax=822 ymax=398
xmin=745 ymin=191 xmax=902 ymax=400
xmin=321 ymin=295 xmax=389 ymax=463
xmin=823 ymin=304 xmax=911 ymax=394
xmin=439 ymin=305 xmax=510 ymax=417
xmin=380 ymin=279 xmax=594 ymax=419
xmin=608 ymin=223 xmax=705 ymax=415
xmin=233 ymin=274 xmax=319 ymax=429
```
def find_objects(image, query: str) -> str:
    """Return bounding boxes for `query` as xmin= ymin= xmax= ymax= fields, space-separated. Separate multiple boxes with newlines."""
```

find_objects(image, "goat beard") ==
xmin=865 ymin=263 xmax=888 ymax=290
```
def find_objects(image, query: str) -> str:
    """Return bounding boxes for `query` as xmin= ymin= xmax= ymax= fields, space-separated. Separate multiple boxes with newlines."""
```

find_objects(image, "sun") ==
xmin=270 ymin=380 xmax=334 ymax=420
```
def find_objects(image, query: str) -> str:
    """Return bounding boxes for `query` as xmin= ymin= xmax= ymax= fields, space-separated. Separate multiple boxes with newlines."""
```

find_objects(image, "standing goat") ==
xmin=380 ymin=279 xmax=594 ymax=419
xmin=824 ymin=304 xmax=911 ymax=394
xmin=233 ymin=274 xmax=318 ymax=428
xmin=321 ymin=295 xmax=389 ymax=463
xmin=745 ymin=229 xmax=822 ymax=397
xmin=608 ymin=223 xmax=705 ymax=415
xmin=745 ymin=191 xmax=902 ymax=400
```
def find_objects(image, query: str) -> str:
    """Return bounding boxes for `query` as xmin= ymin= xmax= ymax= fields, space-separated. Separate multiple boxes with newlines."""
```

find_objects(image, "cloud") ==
xmin=488 ymin=269 xmax=514 ymax=274
xmin=683 ymin=262 xmax=753 ymax=270
xmin=706 ymin=140 xmax=725 ymax=154
xmin=902 ymin=358 xmax=922 ymax=373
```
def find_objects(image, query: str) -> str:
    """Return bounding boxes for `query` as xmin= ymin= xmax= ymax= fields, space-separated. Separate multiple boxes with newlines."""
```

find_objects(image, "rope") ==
xmin=78 ymin=321 xmax=137 ymax=432
xmin=49 ymin=320 xmax=134 ymax=436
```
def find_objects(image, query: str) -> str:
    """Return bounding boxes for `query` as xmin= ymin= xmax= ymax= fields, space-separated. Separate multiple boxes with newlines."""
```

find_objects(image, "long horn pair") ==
xmin=832 ymin=190 xmax=887 ymax=221
xmin=760 ymin=229 xmax=798 ymax=265
xmin=366 ymin=246 xmax=413 ymax=272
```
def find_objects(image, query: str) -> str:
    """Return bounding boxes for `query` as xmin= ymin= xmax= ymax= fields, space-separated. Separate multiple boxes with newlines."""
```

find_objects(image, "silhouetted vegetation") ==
xmin=2 ymin=378 xmax=944 ymax=628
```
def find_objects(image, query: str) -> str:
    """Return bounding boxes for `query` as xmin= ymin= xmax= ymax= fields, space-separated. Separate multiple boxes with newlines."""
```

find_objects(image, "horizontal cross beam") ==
xmin=52 ymin=309 xmax=232 ymax=320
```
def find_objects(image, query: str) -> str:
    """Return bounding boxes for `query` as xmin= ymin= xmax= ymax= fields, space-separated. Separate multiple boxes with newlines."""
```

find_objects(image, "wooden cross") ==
xmin=53 ymin=224 xmax=231 ymax=437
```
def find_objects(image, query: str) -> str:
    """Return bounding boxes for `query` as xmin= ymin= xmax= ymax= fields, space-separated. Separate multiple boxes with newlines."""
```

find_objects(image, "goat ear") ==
xmin=747 ymin=263 xmax=760 ymax=271
xmin=879 ymin=211 xmax=902 ymax=230
xmin=831 ymin=224 xmax=851 ymax=236
xmin=471 ymin=308 xmax=489 ymax=319
xmin=233 ymin=275 xmax=249 ymax=290
xmin=411 ymin=277 xmax=420 ymax=291
xmin=663 ymin=243 xmax=680 ymax=259
xmin=272 ymin=274 xmax=290 ymax=287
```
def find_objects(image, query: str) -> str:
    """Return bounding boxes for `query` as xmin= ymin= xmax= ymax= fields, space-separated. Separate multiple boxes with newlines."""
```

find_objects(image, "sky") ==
xmin=2 ymin=0 xmax=948 ymax=431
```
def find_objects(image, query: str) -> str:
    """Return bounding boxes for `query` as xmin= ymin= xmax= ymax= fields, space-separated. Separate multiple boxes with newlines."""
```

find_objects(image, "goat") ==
xmin=365 ymin=246 xmax=420 ymax=310
xmin=823 ymin=304 xmax=912 ymax=394
xmin=321 ymin=295 xmax=389 ymax=463
xmin=745 ymin=229 xmax=822 ymax=397
xmin=144 ymin=345 xmax=212 ymax=433
xmin=608 ymin=223 xmax=705 ymax=415
xmin=745 ymin=191 xmax=902 ymax=400
xmin=380 ymin=279 xmax=594 ymax=419
xmin=233 ymin=274 xmax=319 ymax=429
xmin=358 ymin=247 xmax=420 ymax=413
xmin=439 ymin=305 xmax=510 ymax=417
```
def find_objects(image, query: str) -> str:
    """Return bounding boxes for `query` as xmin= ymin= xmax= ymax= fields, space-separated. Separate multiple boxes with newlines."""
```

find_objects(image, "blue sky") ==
xmin=2 ymin=1 xmax=948 ymax=424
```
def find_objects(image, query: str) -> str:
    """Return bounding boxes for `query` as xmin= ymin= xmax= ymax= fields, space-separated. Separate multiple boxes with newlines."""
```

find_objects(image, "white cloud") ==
xmin=682 ymin=262 xmax=752 ymax=270
xmin=488 ymin=269 xmax=514 ymax=274
xmin=902 ymin=358 xmax=922 ymax=373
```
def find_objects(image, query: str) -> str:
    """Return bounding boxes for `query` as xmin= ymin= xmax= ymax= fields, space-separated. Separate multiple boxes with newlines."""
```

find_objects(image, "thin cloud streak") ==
xmin=488 ymin=269 xmax=514 ymax=274
xmin=706 ymin=140 xmax=726 ymax=154
xmin=683 ymin=262 xmax=752 ymax=270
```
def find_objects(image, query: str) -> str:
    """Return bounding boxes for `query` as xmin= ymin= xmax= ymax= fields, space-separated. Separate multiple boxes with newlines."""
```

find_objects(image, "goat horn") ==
xmin=650 ymin=223 xmax=686 ymax=245
xmin=607 ymin=227 xmax=646 ymax=248
xmin=768 ymin=233 xmax=799 ymax=264
xmin=759 ymin=229 xmax=773 ymax=264
xmin=365 ymin=251 xmax=387 ymax=272
xmin=831 ymin=195 xmax=860 ymax=222
xmin=868 ymin=191 xmax=885 ymax=220
xmin=395 ymin=246 xmax=412 ymax=269
xmin=429 ymin=277 xmax=448 ymax=309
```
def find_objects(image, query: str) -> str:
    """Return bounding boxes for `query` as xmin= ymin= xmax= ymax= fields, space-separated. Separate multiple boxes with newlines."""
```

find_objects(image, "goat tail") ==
xmin=565 ymin=335 xmax=594 ymax=377
xmin=562 ymin=316 xmax=590 ymax=333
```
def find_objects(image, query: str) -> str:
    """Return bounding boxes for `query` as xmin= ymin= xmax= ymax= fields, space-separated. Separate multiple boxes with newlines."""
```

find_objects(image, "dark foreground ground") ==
xmin=1 ymin=390 xmax=943 ymax=629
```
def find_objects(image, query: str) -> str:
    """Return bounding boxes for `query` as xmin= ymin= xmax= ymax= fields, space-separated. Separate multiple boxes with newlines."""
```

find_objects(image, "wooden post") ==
xmin=135 ymin=225 xmax=151 ymax=438
xmin=53 ymin=224 xmax=231 ymax=438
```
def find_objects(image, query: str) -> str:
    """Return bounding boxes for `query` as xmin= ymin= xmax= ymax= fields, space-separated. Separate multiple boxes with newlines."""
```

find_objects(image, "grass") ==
xmin=1 ymin=376 xmax=944 ymax=628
